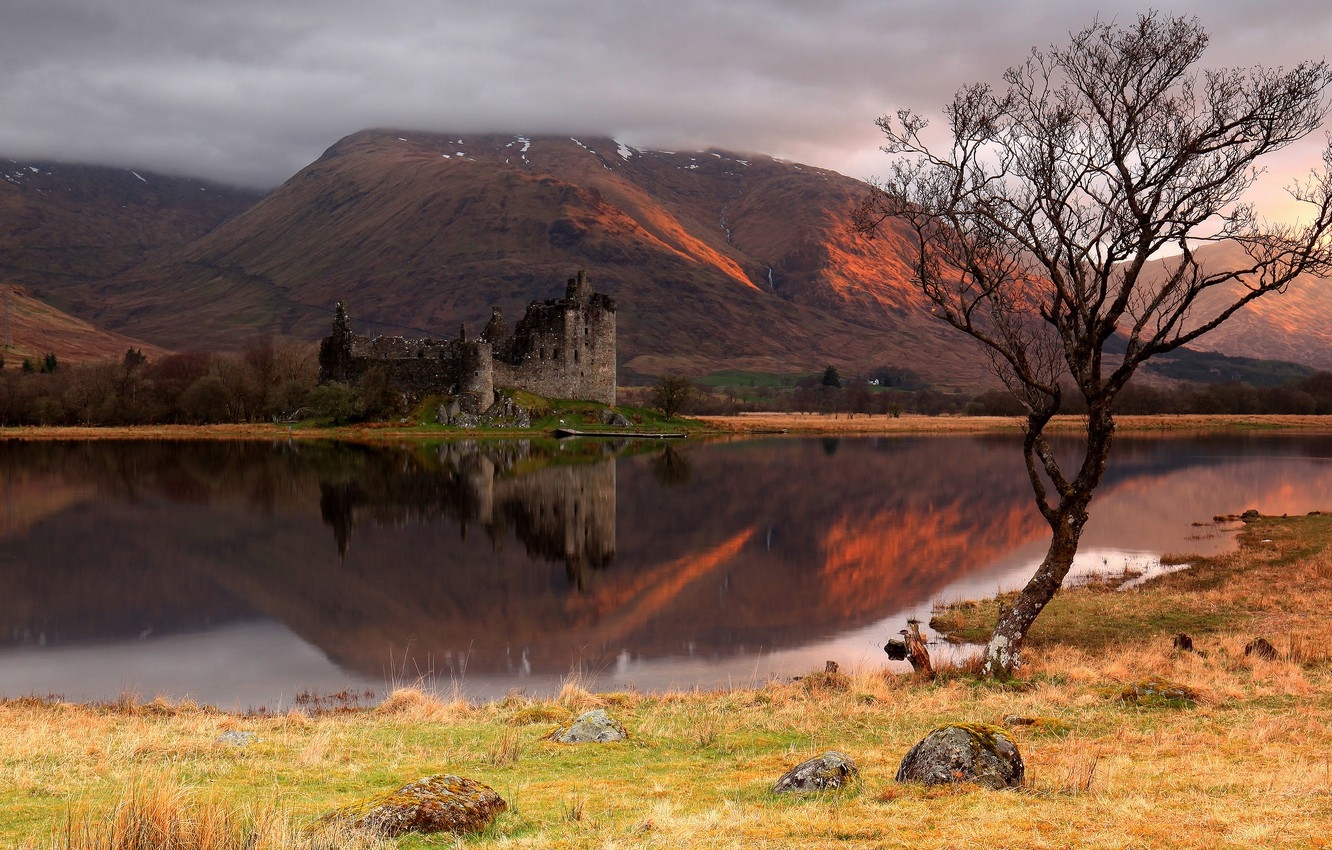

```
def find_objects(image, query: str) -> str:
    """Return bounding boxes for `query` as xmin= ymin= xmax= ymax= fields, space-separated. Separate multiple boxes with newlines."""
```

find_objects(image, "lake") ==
xmin=3 ymin=432 xmax=1332 ymax=709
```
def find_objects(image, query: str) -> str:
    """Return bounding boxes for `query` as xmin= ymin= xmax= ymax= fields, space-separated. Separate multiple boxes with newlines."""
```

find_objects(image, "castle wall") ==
xmin=494 ymin=294 xmax=616 ymax=406
xmin=318 ymin=272 xmax=616 ymax=411
xmin=339 ymin=337 xmax=470 ymax=400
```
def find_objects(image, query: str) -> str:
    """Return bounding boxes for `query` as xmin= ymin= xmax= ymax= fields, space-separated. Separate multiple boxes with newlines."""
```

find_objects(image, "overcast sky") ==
xmin=3 ymin=0 xmax=1331 ymax=206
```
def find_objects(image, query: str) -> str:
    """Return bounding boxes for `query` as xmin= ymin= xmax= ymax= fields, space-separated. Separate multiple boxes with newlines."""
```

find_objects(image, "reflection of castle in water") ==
xmin=318 ymin=442 xmax=615 ymax=587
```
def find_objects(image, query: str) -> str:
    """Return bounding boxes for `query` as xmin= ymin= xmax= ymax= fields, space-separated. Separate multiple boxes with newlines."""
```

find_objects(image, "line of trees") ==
xmin=664 ymin=372 xmax=1332 ymax=419
xmin=9 ymin=344 xmax=1332 ymax=427
xmin=968 ymin=373 xmax=1332 ymax=416
xmin=0 ymin=339 xmax=321 ymax=426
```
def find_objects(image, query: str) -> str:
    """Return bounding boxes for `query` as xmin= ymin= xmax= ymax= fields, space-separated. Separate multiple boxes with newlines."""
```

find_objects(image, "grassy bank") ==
xmin=695 ymin=412 xmax=1332 ymax=435
xmin=5 ymin=514 xmax=1332 ymax=848
xmin=4 ymin=413 xmax=1332 ymax=443
xmin=0 ymin=400 xmax=695 ymax=444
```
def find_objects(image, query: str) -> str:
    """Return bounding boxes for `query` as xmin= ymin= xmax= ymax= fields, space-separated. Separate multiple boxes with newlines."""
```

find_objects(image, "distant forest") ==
xmin=3 ymin=343 xmax=1332 ymax=427
xmin=677 ymin=371 xmax=1332 ymax=418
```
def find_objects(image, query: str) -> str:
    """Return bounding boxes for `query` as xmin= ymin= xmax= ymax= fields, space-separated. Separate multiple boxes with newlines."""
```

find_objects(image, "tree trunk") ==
xmin=979 ymin=513 xmax=1083 ymax=677
xmin=979 ymin=404 xmax=1114 ymax=678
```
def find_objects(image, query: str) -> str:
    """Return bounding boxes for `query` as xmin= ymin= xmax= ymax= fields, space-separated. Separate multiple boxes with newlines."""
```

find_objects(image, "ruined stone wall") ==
xmin=494 ymin=273 xmax=617 ymax=406
xmin=317 ymin=272 xmax=616 ymax=410
xmin=334 ymin=336 xmax=471 ymax=400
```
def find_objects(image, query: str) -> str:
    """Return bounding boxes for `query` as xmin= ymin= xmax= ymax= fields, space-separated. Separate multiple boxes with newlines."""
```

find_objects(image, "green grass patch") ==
xmin=695 ymin=369 xmax=808 ymax=389
xmin=931 ymin=580 xmax=1240 ymax=652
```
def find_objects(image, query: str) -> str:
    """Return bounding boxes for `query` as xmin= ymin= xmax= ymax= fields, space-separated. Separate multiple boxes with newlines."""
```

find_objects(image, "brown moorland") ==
xmin=0 ymin=161 xmax=262 ymax=363
xmin=79 ymin=130 xmax=978 ymax=384
xmin=5 ymin=413 xmax=1332 ymax=444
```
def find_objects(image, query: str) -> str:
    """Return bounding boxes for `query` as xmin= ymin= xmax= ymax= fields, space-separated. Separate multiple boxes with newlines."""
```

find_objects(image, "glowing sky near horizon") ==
xmin=2 ymin=0 xmax=1330 ymax=221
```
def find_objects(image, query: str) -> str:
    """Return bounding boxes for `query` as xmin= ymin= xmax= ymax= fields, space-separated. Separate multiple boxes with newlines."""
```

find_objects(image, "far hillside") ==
xmin=3 ymin=137 xmax=1332 ymax=387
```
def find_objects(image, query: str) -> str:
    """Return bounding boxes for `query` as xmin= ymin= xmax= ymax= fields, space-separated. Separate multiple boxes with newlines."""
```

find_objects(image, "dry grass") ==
xmin=7 ymin=513 xmax=1332 ymax=848
xmin=7 ymin=414 xmax=1332 ymax=444
xmin=17 ymin=779 xmax=390 ymax=850
xmin=696 ymin=412 xmax=1332 ymax=435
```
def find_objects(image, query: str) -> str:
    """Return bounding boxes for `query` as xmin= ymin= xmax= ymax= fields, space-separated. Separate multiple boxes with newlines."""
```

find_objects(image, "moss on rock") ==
xmin=319 ymin=774 xmax=506 ymax=837
xmin=545 ymin=708 xmax=627 ymax=744
xmin=1120 ymin=677 xmax=1198 ymax=706
xmin=773 ymin=751 xmax=859 ymax=793
xmin=896 ymin=723 xmax=1024 ymax=789
xmin=1003 ymin=715 xmax=1072 ymax=735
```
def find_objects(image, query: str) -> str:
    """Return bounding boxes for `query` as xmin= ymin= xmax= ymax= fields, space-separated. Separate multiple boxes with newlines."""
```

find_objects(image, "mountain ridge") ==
xmin=2 ymin=131 xmax=1330 ymax=384
xmin=50 ymin=129 xmax=986 ymax=383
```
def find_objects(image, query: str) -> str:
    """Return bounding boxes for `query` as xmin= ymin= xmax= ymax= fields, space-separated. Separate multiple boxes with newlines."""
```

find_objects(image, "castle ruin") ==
xmin=318 ymin=271 xmax=616 ymax=412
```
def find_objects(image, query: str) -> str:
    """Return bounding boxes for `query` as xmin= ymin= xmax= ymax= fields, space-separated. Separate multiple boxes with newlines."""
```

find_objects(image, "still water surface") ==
xmin=3 ymin=433 xmax=1332 ymax=708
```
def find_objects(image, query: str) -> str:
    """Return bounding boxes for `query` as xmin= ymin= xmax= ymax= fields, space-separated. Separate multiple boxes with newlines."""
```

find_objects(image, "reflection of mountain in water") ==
xmin=4 ymin=435 xmax=1332 ymax=688
xmin=0 ymin=439 xmax=618 ymax=651
xmin=317 ymin=442 xmax=615 ymax=586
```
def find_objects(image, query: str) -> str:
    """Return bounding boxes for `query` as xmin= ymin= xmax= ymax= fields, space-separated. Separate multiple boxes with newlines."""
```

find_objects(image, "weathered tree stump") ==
xmin=1245 ymin=637 xmax=1279 ymax=660
xmin=902 ymin=620 xmax=934 ymax=679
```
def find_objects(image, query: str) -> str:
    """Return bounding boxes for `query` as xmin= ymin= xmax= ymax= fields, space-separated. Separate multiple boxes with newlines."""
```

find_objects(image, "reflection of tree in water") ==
xmin=650 ymin=445 xmax=691 ymax=487
xmin=317 ymin=441 xmax=616 ymax=586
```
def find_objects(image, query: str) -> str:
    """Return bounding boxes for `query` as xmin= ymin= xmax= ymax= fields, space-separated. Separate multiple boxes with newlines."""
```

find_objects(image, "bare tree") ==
xmin=854 ymin=12 xmax=1332 ymax=677
xmin=653 ymin=374 xmax=695 ymax=420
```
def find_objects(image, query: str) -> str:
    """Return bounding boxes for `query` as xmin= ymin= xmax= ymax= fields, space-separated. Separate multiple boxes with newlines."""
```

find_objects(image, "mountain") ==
xmin=5 ymin=135 xmax=1331 ymax=384
xmin=1150 ymin=239 xmax=1332 ymax=371
xmin=0 ymin=284 xmax=168 ymax=364
xmin=0 ymin=160 xmax=263 ymax=361
xmin=50 ymin=130 xmax=986 ymax=385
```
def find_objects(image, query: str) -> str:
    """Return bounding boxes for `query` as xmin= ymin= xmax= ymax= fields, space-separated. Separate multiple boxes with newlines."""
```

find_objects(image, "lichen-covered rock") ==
xmin=773 ymin=751 xmax=859 ymax=793
xmin=896 ymin=724 xmax=1024 ymax=789
xmin=1120 ymin=677 xmax=1198 ymax=706
xmin=213 ymin=730 xmax=256 ymax=747
xmin=546 ymin=708 xmax=627 ymax=743
xmin=319 ymin=774 xmax=506 ymax=837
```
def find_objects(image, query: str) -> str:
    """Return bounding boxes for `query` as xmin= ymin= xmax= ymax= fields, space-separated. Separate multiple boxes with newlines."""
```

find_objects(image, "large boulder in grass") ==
xmin=773 ymin=751 xmax=859 ymax=793
xmin=319 ymin=774 xmax=506 ymax=837
xmin=896 ymin=724 xmax=1024 ymax=789
xmin=545 ymin=709 xmax=627 ymax=744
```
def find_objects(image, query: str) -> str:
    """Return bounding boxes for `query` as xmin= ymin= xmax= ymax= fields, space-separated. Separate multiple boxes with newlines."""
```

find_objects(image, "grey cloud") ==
xmin=0 ymin=0 xmax=1329 ymax=188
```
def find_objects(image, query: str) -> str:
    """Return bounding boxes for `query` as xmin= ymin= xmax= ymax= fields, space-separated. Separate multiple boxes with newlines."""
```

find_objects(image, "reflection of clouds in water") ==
xmin=0 ymin=622 xmax=374 ymax=711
